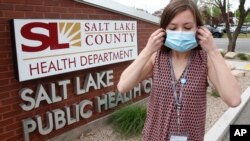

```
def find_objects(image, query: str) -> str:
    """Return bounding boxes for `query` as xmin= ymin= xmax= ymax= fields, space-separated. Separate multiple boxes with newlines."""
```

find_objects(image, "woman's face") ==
xmin=166 ymin=9 xmax=197 ymax=32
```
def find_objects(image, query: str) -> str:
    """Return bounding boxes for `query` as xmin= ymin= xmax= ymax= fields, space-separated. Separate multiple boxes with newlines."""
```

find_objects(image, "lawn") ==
xmin=223 ymin=33 xmax=250 ymax=38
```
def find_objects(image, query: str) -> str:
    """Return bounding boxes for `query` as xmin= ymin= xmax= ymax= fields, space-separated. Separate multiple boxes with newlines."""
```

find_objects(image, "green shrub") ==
xmin=109 ymin=105 xmax=147 ymax=137
xmin=220 ymin=51 xmax=226 ymax=57
xmin=211 ymin=89 xmax=220 ymax=97
xmin=239 ymin=55 xmax=249 ymax=61
xmin=238 ymin=53 xmax=246 ymax=58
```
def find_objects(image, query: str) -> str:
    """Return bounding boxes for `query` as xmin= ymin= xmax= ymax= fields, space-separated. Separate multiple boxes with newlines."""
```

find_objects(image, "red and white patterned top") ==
xmin=142 ymin=50 xmax=208 ymax=141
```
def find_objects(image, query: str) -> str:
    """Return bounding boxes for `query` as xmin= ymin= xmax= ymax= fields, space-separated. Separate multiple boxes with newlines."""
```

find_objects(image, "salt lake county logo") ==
xmin=59 ymin=22 xmax=81 ymax=47
xmin=12 ymin=19 xmax=138 ymax=81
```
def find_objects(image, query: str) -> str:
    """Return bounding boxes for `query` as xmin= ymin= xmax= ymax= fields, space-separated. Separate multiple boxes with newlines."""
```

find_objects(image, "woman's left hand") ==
xmin=197 ymin=26 xmax=217 ymax=54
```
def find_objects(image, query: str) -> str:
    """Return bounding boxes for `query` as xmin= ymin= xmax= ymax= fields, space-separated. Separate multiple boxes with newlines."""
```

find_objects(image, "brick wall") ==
xmin=0 ymin=0 xmax=159 ymax=141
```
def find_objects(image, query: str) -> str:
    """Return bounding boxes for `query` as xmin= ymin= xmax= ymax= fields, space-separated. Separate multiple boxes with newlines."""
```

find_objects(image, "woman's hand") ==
xmin=145 ymin=28 xmax=166 ymax=54
xmin=197 ymin=26 xmax=217 ymax=54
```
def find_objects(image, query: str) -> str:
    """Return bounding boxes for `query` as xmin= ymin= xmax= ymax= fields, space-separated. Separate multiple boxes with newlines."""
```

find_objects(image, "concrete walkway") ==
xmin=205 ymin=59 xmax=250 ymax=141
xmin=204 ymin=87 xmax=250 ymax=141
xmin=222 ymin=98 xmax=250 ymax=141
xmin=226 ymin=60 xmax=250 ymax=71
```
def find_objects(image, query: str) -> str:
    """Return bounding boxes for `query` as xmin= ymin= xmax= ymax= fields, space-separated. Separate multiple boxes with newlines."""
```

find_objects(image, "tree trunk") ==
xmin=228 ymin=35 xmax=237 ymax=52
xmin=227 ymin=10 xmax=247 ymax=52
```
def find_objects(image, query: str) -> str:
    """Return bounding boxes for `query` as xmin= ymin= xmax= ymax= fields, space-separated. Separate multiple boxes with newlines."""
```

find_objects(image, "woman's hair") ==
xmin=160 ymin=0 xmax=203 ymax=52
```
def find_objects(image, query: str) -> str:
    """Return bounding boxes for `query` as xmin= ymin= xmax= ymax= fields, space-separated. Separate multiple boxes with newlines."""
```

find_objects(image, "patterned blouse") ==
xmin=142 ymin=50 xmax=208 ymax=141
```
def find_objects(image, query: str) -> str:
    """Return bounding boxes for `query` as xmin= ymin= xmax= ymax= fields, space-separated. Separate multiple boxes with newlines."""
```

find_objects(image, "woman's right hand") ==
xmin=145 ymin=28 xmax=166 ymax=54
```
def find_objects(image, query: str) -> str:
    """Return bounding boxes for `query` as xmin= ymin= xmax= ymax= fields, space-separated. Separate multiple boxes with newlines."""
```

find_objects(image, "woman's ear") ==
xmin=195 ymin=30 xmax=199 ymax=43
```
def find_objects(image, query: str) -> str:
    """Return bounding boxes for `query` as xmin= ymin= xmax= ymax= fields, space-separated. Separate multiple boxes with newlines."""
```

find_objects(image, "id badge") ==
xmin=169 ymin=135 xmax=188 ymax=141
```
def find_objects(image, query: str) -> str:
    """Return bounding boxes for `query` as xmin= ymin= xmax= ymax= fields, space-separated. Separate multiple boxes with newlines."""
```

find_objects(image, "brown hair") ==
xmin=160 ymin=0 xmax=203 ymax=52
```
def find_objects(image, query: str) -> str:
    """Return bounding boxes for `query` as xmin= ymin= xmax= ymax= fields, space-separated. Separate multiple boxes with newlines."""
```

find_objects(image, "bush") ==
xmin=211 ymin=89 xmax=220 ymax=97
xmin=109 ymin=105 xmax=147 ymax=137
xmin=238 ymin=54 xmax=249 ymax=61
xmin=238 ymin=53 xmax=246 ymax=58
xmin=220 ymin=51 xmax=226 ymax=57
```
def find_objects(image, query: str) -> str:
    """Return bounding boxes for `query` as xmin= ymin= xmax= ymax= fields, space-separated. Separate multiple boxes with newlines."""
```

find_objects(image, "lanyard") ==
xmin=169 ymin=52 xmax=192 ymax=133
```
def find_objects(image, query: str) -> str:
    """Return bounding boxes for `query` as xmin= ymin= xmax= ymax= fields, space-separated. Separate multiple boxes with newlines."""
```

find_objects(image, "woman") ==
xmin=117 ymin=0 xmax=241 ymax=140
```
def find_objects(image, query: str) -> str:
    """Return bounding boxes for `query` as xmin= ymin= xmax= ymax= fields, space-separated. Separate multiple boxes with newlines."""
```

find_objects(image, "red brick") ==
xmin=44 ymin=0 xmax=59 ymax=6
xmin=0 ymin=105 xmax=11 ymax=113
xmin=94 ymin=8 xmax=111 ymax=15
xmin=0 ymin=71 xmax=14 ymax=80
xmin=10 ymin=78 xmax=19 ymax=85
xmin=15 ymin=113 xmax=33 ymax=121
xmin=15 ymin=5 xmax=34 ymax=11
xmin=0 ymin=65 xmax=9 ymax=72
xmin=15 ymin=128 xmax=23 ymax=135
xmin=75 ymin=14 xmax=89 ymax=19
xmin=0 ymin=79 xmax=10 ymax=88
xmin=1 ymin=95 xmax=20 ymax=106
xmin=99 ymin=15 xmax=112 ymax=20
xmin=88 ymin=15 xmax=100 ymax=19
xmin=34 ymin=6 xmax=51 ymax=12
xmin=52 ymin=7 xmax=68 ymax=13
xmin=0 ymin=118 xmax=14 ymax=127
xmin=0 ymin=39 xmax=10 ymax=46
xmin=0 ymin=3 xmax=13 ymax=10
xmin=28 ymin=1 xmax=44 ymax=5
xmin=0 ymin=31 xmax=10 ymax=38
xmin=3 ymin=11 xmax=25 ymax=18
xmin=82 ymin=9 xmax=95 ymax=14
xmin=8 ymin=64 xmax=14 ymax=71
xmin=68 ymin=8 xmax=83 ymax=13
xmin=1 ymin=0 xmax=25 ymax=4
xmin=0 ymin=19 xmax=9 ymax=24
xmin=0 ymin=132 xmax=15 ymax=140
xmin=0 ymin=92 xmax=10 ymax=99
xmin=5 ymin=122 xmax=20 ymax=131
xmin=60 ymin=13 xmax=74 ymax=19
xmin=60 ymin=0 xmax=75 ymax=7
xmin=25 ymin=12 xmax=44 ymax=18
xmin=6 ymin=133 xmax=23 ymax=141
xmin=44 ymin=13 xmax=59 ymax=18
xmin=3 ymin=109 xmax=20 ymax=119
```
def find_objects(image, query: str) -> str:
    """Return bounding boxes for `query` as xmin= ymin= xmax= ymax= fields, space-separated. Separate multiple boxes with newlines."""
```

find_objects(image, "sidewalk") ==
xmin=204 ymin=59 xmax=250 ymax=141
xmin=226 ymin=60 xmax=250 ymax=71
xmin=222 ymin=98 xmax=250 ymax=141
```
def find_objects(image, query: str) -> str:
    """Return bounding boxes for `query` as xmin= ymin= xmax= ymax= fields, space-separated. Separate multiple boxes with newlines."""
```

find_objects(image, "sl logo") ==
xmin=21 ymin=22 xmax=81 ymax=52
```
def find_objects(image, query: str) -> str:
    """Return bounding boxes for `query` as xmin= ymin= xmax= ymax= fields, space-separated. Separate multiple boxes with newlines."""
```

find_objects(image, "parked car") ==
xmin=240 ymin=26 xmax=248 ymax=34
xmin=247 ymin=26 xmax=250 ymax=33
xmin=205 ymin=25 xmax=224 ymax=38
xmin=216 ymin=24 xmax=226 ymax=33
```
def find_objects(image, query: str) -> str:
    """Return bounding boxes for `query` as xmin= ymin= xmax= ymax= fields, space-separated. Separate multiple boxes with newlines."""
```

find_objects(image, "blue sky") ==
xmin=112 ymin=0 xmax=250 ymax=13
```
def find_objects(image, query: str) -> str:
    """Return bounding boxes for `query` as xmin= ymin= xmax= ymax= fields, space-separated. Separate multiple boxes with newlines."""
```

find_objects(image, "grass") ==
xmin=211 ymin=89 xmax=220 ymax=98
xmin=223 ymin=33 xmax=250 ymax=38
xmin=109 ymin=105 xmax=147 ymax=137
xmin=237 ymin=53 xmax=249 ymax=61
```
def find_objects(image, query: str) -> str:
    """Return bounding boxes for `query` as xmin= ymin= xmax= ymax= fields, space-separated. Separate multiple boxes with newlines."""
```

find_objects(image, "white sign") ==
xmin=12 ymin=19 xmax=138 ymax=81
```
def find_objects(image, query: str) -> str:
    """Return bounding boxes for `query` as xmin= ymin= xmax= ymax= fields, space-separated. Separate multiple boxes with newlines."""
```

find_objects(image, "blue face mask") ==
xmin=164 ymin=30 xmax=198 ymax=52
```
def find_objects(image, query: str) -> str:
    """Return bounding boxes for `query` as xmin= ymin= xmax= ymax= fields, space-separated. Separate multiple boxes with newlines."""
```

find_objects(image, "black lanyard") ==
xmin=169 ymin=52 xmax=192 ymax=133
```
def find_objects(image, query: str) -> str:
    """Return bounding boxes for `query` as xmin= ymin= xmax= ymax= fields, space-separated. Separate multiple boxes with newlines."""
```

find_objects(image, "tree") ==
xmin=235 ymin=9 xmax=250 ymax=23
xmin=201 ymin=0 xmax=250 ymax=52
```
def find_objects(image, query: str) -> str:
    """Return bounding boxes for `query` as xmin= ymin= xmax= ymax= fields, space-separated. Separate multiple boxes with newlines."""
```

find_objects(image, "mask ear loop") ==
xmin=195 ymin=28 xmax=199 ymax=44
xmin=163 ymin=29 xmax=167 ymax=44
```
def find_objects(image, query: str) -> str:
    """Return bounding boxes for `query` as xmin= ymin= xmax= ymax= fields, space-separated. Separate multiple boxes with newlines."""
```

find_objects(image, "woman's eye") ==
xmin=185 ymin=27 xmax=192 ymax=30
xmin=169 ymin=28 xmax=176 ymax=30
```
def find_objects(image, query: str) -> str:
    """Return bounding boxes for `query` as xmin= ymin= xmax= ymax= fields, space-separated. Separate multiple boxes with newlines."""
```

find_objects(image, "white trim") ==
xmin=204 ymin=86 xmax=250 ymax=141
xmin=74 ymin=0 xmax=160 ymax=25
